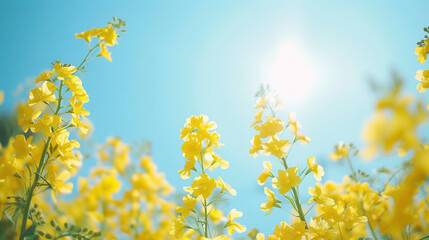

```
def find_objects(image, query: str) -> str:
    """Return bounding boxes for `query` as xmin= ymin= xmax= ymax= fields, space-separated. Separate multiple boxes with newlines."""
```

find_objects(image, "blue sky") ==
xmin=1 ymin=0 xmax=429 ymax=236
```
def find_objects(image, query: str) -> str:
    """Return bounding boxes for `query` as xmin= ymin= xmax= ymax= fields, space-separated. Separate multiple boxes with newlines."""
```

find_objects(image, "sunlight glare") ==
xmin=269 ymin=43 xmax=314 ymax=101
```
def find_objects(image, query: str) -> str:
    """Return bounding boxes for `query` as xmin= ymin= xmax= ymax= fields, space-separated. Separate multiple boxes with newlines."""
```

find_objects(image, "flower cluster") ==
xmin=50 ymin=137 xmax=175 ymax=239
xmin=249 ymin=87 xmax=363 ymax=240
xmin=2 ymin=16 xmax=429 ymax=240
xmin=171 ymin=115 xmax=245 ymax=239
xmin=0 ymin=18 xmax=124 ymax=240
xmin=415 ymin=26 xmax=429 ymax=110
xmin=75 ymin=17 xmax=126 ymax=62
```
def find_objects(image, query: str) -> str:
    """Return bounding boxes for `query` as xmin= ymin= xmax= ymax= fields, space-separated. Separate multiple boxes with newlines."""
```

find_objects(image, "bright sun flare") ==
xmin=269 ymin=43 xmax=314 ymax=101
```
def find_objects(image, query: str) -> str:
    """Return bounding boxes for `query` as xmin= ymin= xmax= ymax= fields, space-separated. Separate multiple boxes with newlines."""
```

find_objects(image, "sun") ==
xmin=269 ymin=43 xmax=314 ymax=102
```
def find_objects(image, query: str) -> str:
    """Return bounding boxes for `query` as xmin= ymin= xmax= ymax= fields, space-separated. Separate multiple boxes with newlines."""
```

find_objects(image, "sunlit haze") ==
xmin=269 ymin=43 xmax=314 ymax=101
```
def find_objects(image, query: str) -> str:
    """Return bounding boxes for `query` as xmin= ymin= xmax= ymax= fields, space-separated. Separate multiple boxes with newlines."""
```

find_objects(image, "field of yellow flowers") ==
xmin=0 ymin=17 xmax=429 ymax=240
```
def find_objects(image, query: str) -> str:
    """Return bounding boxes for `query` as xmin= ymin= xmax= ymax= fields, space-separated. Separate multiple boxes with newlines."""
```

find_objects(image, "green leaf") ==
xmin=23 ymin=224 xmax=36 ymax=237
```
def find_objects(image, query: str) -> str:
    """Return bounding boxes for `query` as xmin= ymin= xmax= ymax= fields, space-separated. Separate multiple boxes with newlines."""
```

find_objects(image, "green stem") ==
xmin=198 ymin=153 xmax=209 ymax=238
xmin=19 ymin=138 xmax=51 ymax=240
xmin=291 ymin=186 xmax=307 ymax=226
xmin=75 ymin=41 xmax=101 ymax=72
xmin=346 ymin=157 xmax=357 ymax=181
xmin=19 ymin=38 xmax=97 ymax=239
xmin=19 ymin=81 xmax=64 ymax=240
xmin=282 ymin=157 xmax=307 ymax=228
xmin=203 ymin=198 xmax=208 ymax=237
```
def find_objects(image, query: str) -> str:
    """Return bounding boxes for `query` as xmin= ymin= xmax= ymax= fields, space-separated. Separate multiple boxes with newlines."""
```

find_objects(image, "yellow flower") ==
xmin=308 ymin=183 xmax=334 ymax=206
xmin=253 ymin=97 xmax=268 ymax=109
xmin=288 ymin=112 xmax=302 ymax=135
xmin=47 ymin=166 xmax=73 ymax=203
xmin=329 ymin=141 xmax=349 ymax=161
xmin=415 ymin=69 xmax=429 ymax=93
xmin=272 ymin=167 xmax=301 ymax=194
xmin=260 ymin=187 xmax=280 ymax=215
xmin=99 ymin=24 xmax=119 ymax=46
xmin=176 ymin=195 xmax=197 ymax=218
xmin=191 ymin=174 xmax=216 ymax=198
xmin=0 ymin=90 xmax=3 ymax=105
xmin=225 ymin=209 xmax=246 ymax=235
xmin=201 ymin=236 xmax=231 ymax=240
xmin=54 ymin=63 xmax=77 ymax=80
xmin=343 ymin=206 xmax=367 ymax=229
xmin=307 ymin=218 xmax=337 ymax=240
xmin=249 ymin=135 xmax=262 ymax=157
xmin=182 ymin=136 xmax=202 ymax=160
xmin=256 ymin=233 xmax=265 ymax=240
xmin=216 ymin=177 xmax=236 ymax=196
xmin=140 ymin=155 xmax=157 ymax=174
xmin=269 ymin=221 xmax=307 ymax=240
xmin=415 ymin=43 xmax=429 ymax=64
xmin=17 ymin=104 xmax=41 ymax=133
xmin=12 ymin=135 xmax=33 ymax=158
xmin=35 ymin=69 xmax=55 ymax=84
xmin=318 ymin=202 xmax=344 ymax=225
xmin=30 ymin=113 xmax=61 ymax=136
xmin=307 ymin=157 xmax=324 ymax=181
xmin=69 ymin=97 xmax=89 ymax=119
xmin=179 ymin=157 xmax=196 ymax=179
xmin=71 ymin=116 xmax=91 ymax=136
xmin=98 ymin=42 xmax=112 ymax=62
xmin=98 ymin=174 xmax=121 ymax=194
xmin=254 ymin=117 xmax=284 ymax=138
xmin=250 ymin=109 xmax=264 ymax=127
xmin=296 ymin=133 xmax=311 ymax=145
xmin=170 ymin=216 xmax=186 ymax=238
xmin=75 ymin=30 xmax=96 ymax=42
xmin=51 ymin=129 xmax=80 ymax=159
xmin=261 ymin=135 xmax=291 ymax=159
xmin=257 ymin=161 xmax=272 ymax=185
xmin=180 ymin=114 xmax=217 ymax=141
xmin=64 ymin=75 xmax=89 ymax=103
xmin=28 ymin=81 xmax=57 ymax=105
xmin=209 ymin=152 xmax=229 ymax=170
xmin=288 ymin=113 xmax=310 ymax=144
xmin=0 ymin=154 xmax=15 ymax=183
xmin=361 ymin=87 xmax=427 ymax=158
